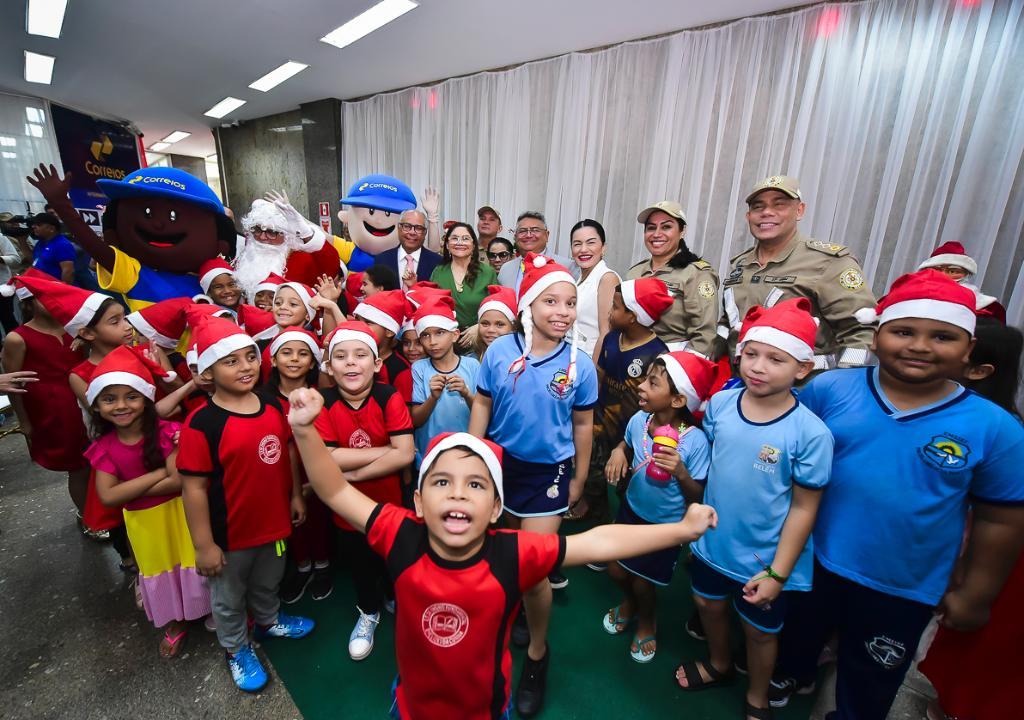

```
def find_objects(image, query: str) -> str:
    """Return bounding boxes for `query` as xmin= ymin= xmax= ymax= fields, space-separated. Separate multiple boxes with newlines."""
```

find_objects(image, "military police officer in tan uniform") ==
xmin=718 ymin=176 xmax=877 ymax=368
xmin=627 ymin=201 xmax=719 ymax=356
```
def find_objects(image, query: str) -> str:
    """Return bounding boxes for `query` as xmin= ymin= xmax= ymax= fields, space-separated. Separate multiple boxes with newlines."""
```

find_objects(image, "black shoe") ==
xmin=685 ymin=610 xmax=706 ymax=641
xmin=309 ymin=567 xmax=333 ymax=601
xmin=516 ymin=646 xmax=549 ymax=718
xmin=548 ymin=572 xmax=568 ymax=590
xmin=767 ymin=673 xmax=816 ymax=708
xmin=280 ymin=566 xmax=312 ymax=604
xmin=511 ymin=607 xmax=530 ymax=647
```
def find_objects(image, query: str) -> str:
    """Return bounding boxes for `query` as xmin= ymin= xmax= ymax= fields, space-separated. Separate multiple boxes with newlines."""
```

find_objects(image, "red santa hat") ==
xmin=236 ymin=303 xmax=279 ymax=341
xmin=406 ymin=281 xmax=448 ymax=309
xmin=275 ymin=281 xmax=317 ymax=323
xmin=619 ymin=277 xmax=674 ymax=327
xmin=254 ymin=272 xmax=286 ymax=295
xmin=85 ymin=345 xmax=177 ymax=406
xmin=198 ymin=258 xmax=236 ymax=294
xmin=0 ymin=274 xmax=108 ymax=337
xmin=127 ymin=297 xmax=194 ymax=349
xmin=510 ymin=253 xmax=579 ymax=382
xmin=739 ymin=297 xmax=820 ymax=362
xmin=418 ymin=432 xmax=504 ymax=507
xmin=322 ymin=320 xmax=379 ymax=371
xmin=269 ymin=327 xmax=323 ymax=364
xmin=917 ymin=241 xmax=977 ymax=277
xmin=10 ymin=267 xmax=51 ymax=300
xmin=353 ymin=289 xmax=409 ymax=335
xmin=413 ymin=295 xmax=459 ymax=335
xmin=659 ymin=350 xmax=719 ymax=412
xmin=854 ymin=269 xmax=977 ymax=336
xmin=193 ymin=314 xmax=258 ymax=374
xmin=477 ymin=285 xmax=518 ymax=322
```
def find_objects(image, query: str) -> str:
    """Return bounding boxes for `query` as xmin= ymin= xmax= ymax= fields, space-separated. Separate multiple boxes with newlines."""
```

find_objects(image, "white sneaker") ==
xmin=348 ymin=607 xmax=380 ymax=660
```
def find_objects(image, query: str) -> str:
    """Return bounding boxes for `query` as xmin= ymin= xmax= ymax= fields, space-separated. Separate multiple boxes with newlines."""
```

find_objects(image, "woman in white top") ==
xmin=570 ymin=219 xmax=620 ymax=360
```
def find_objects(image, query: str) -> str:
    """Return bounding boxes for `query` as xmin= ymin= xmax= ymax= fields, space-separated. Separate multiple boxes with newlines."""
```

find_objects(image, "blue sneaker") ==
xmin=254 ymin=612 xmax=315 ymax=640
xmin=227 ymin=644 xmax=268 ymax=693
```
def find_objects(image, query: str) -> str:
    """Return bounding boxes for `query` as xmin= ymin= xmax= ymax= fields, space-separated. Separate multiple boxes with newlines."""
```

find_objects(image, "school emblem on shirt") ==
xmin=348 ymin=428 xmax=372 ymax=449
xmin=865 ymin=635 xmax=906 ymax=669
xmin=919 ymin=435 xmax=970 ymax=471
xmin=547 ymin=369 xmax=573 ymax=400
xmin=627 ymin=358 xmax=645 ymax=378
xmin=839 ymin=268 xmax=865 ymax=291
xmin=258 ymin=435 xmax=282 ymax=465
xmin=758 ymin=445 xmax=780 ymax=464
xmin=421 ymin=602 xmax=469 ymax=648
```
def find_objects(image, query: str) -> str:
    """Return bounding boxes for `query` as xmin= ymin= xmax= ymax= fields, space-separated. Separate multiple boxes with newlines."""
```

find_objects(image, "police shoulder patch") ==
xmin=806 ymin=239 xmax=848 ymax=256
xmin=838 ymin=268 xmax=866 ymax=291
xmin=692 ymin=259 xmax=712 ymax=270
xmin=697 ymin=280 xmax=716 ymax=298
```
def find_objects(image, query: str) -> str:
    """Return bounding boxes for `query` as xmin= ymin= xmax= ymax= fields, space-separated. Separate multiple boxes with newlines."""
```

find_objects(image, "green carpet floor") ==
xmin=265 ymin=519 xmax=817 ymax=719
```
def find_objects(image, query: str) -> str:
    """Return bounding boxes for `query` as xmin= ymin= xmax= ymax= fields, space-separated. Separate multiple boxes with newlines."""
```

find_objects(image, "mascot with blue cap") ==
xmin=333 ymin=174 xmax=418 ymax=272
xmin=28 ymin=163 xmax=236 ymax=313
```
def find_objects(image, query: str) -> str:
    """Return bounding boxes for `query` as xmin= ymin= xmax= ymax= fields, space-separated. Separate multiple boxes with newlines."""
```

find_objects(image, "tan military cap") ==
xmin=745 ymin=175 xmax=802 ymax=204
xmin=637 ymin=200 xmax=687 ymax=225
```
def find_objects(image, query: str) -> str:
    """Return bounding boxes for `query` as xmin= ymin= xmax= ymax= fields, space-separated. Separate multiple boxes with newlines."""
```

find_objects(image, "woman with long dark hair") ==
xmin=430 ymin=222 xmax=498 ymax=329
xmin=570 ymin=219 xmax=619 ymax=359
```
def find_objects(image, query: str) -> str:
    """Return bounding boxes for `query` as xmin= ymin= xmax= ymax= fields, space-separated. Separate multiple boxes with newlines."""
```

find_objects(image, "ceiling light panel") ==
xmin=320 ymin=0 xmax=418 ymax=50
xmin=249 ymin=61 xmax=308 ymax=92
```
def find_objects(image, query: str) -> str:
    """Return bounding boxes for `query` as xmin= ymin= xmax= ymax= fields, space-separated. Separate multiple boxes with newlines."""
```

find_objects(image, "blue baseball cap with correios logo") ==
xmin=97 ymin=167 xmax=225 ymax=215
xmin=339 ymin=174 xmax=416 ymax=213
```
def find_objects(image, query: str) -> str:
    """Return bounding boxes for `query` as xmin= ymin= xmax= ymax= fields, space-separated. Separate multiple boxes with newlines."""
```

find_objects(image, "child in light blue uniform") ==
xmin=675 ymin=298 xmax=833 ymax=720
xmin=603 ymin=351 xmax=714 ymax=664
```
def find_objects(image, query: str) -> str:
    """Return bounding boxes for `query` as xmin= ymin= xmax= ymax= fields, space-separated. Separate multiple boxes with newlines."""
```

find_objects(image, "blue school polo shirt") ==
xmin=477 ymin=333 xmax=598 ymax=464
xmin=411 ymin=355 xmax=481 ymax=464
xmin=800 ymin=367 xmax=1024 ymax=605
xmin=691 ymin=387 xmax=833 ymax=592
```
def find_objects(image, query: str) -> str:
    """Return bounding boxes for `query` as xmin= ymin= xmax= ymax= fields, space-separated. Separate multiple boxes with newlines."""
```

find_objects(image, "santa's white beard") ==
xmin=233 ymin=235 xmax=301 ymax=300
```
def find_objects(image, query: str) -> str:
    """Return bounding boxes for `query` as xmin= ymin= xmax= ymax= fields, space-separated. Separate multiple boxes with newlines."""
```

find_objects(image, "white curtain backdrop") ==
xmin=0 ymin=93 xmax=63 ymax=215
xmin=342 ymin=0 xmax=1024 ymax=326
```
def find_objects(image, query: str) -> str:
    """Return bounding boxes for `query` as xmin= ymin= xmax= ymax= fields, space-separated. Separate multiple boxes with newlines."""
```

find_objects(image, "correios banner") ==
xmin=50 ymin=103 xmax=141 ymax=230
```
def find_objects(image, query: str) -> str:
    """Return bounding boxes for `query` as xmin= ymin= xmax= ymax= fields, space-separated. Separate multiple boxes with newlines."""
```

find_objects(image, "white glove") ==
xmin=264 ymin=189 xmax=323 ymax=249
xmin=421 ymin=186 xmax=440 ymax=223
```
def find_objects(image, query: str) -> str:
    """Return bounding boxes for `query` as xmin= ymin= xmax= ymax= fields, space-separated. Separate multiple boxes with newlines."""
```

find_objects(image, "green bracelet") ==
xmin=764 ymin=565 xmax=788 ymax=584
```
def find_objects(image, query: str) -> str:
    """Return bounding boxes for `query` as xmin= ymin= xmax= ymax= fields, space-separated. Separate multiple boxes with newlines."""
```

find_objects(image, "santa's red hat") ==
xmin=254 ymin=273 xmax=286 ymax=295
xmin=413 ymin=295 xmax=458 ymax=335
xmin=198 ymin=258 xmax=236 ymax=294
xmin=270 ymin=327 xmax=323 ymax=364
xmin=855 ymin=269 xmax=977 ymax=336
xmin=275 ymin=281 xmax=317 ymax=323
xmin=418 ymin=432 xmax=504 ymax=506
xmin=193 ymin=314 xmax=258 ymax=374
xmin=659 ymin=350 xmax=719 ymax=412
xmin=739 ymin=298 xmax=819 ymax=362
xmin=127 ymin=297 xmax=195 ymax=348
xmin=236 ymin=303 xmax=279 ymax=341
xmin=10 ymin=267 xmax=50 ymax=300
xmin=322 ymin=320 xmax=379 ymax=371
xmin=85 ymin=345 xmax=177 ymax=406
xmin=510 ymin=253 xmax=579 ymax=382
xmin=619 ymin=278 xmax=673 ymax=327
xmin=353 ymin=289 xmax=409 ymax=335
xmin=0 ymin=274 xmax=108 ymax=337
xmin=917 ymin=242 xmax=977 ymax=277
xmin=477 ymin=285 xmax=517 ymax=322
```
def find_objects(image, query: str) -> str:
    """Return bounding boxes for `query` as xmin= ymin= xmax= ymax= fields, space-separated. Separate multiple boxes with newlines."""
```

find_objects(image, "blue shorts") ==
xmin=501 ymin=454 xmax=571 ymax=518
xmin=689 ymin=554 xmax=787 ymax=633
xmin=614 ymin=499 xmax=681 ymax=586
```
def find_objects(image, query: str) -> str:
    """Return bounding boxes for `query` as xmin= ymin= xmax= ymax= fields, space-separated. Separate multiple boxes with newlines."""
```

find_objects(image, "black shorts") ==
xmin=502 ymin=454 xmax=572 ymax=518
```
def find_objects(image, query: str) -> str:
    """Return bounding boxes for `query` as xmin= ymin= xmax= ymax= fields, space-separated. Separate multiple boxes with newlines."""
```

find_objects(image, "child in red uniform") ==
xmin=195 ymin=258 xmax=242 ymax=317
xmin=289 ymin=390 xmax=718 ymax=720
xmin=352 ymin=289 xmax=414 ymax=403
xmin=177 ymin=315 xmax=313 ymax=692
xmin=315 ymin=320 xmax=415 ymax=660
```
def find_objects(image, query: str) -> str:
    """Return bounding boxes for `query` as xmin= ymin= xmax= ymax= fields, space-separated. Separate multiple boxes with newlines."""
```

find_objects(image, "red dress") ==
xmin=70 ymin=359 xmax=123 ymax=532
xmin=10 ymin=325 xmax=88 ymax=471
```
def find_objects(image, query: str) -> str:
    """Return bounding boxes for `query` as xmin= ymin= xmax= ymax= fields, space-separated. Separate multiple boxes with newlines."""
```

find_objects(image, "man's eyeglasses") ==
xmin=252 ymin=226 xmax=283 ymax=236
xmin=515 ymin=227 xmax=546 ymax=237
xmin=399 ymin=222 xmax=426 ymax=234
xmin=487 ymin=251 xmax=512 ymax=260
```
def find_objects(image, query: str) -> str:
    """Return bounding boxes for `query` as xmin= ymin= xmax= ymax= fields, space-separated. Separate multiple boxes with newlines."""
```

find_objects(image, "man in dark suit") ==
xmin=374 ymin=209 xmax=442 ymax=289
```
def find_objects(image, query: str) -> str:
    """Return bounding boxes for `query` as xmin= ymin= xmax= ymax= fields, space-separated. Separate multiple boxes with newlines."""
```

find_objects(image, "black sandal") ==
xmin=674 ymin=659 xmax=735 ymax=691
xmin=744 ymin=701 xmax=773 ymax=720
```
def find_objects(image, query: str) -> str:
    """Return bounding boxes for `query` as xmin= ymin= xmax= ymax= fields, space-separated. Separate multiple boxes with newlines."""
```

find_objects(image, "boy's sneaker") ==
xmin=280 ymin=566 xmax=312 ymax=604
xmin=548 ymin=572 xmax=568 ymax=590
xmin=348 ymin=607 xmax=380 ymax=660
xmin=227 ymin=644 xmax=268 ymax=693
xmin=685 ymin=611 xmax=706 ymax=641
xmin=585 ymin=562 xmax=607 ymax=572
xmin=511 ymin=607 xmax=530 ymax=647
xmin=309 ymin=567 xmax=333 ymax=601
xmin=516 ymin=645 xmax=550 ymax=718
xmin=768 ymin=674 xmax=816 ymax=708
xmin=255 ymin=612 xmax=315 ymax=640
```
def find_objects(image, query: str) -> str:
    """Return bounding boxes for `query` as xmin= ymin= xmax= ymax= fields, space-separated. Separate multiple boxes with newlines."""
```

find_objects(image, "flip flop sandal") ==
xmin=159 ymin=627 xmax=188 ymax=659
xmin=602 ymin=606 xmax=636 ymax=635
xmin=744 ymin=701 xmax=774 ymax=719
xmin=630 ymin=635 xmax=657 ymax=663
xmin=675 ymin=658 xmax=735 ymax=691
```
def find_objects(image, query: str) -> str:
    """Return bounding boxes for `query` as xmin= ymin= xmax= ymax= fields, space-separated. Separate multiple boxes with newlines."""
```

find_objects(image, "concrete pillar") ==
xmin=299 ymin=99 xmax=343 ymax=236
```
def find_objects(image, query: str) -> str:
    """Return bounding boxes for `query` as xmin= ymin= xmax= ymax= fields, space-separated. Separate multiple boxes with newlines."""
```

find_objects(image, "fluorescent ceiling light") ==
xmin=2 ymin=152 xmax=17 ymax=159
xmin=27 ymin=0 xmax=68 ymax=38
xmin=0 ymin=136 xmax=16 ymax=147
xmin=160 ymin=131 xmax=191 ymax=144
xmin=24 ymin=51 xmax=55 ymax=84
xmin=249 ymin=61 xmax=308 ymax=92
xmin=204 ymin=97 xmax=246 ymax=119
xmin=149 ymin=142 xmax=172 ymax=152
xmin=320 ymin=0 xmax=418 ymax=49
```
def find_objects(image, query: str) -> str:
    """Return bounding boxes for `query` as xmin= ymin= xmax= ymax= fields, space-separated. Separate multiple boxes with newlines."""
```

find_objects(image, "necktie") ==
xmin=405 ymin=253 xmax=416 ymax=277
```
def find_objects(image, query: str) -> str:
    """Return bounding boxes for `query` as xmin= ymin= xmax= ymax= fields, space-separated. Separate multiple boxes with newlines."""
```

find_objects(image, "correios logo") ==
xmin=90 ymin=134 xmax=113 ymax=161
xmin=126 ymin=175 xmax=187 ymax=191
xmin=85 ymin=134 xmax=127 ymax=180
xmin=358 ymin=182 xmax=398 ymax=193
